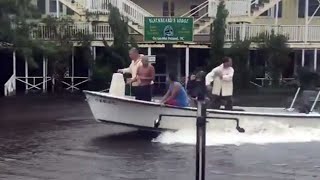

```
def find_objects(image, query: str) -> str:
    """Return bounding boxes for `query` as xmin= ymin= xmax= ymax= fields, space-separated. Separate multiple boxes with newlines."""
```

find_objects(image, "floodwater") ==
xmin=1 ymin=94 xmax=320 ymax=180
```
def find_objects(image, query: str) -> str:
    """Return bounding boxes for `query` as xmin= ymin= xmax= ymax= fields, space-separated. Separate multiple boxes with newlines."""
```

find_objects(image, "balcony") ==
xmin=31 ymin=23 xmax=320 ymax=46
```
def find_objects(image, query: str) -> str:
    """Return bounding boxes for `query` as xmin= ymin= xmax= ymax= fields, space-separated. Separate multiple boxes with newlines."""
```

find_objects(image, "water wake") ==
xmin=153 ymin=120 xmax=320 ymax=146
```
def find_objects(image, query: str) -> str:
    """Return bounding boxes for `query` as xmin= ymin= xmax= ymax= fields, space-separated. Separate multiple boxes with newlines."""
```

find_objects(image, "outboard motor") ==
xmin=109 ymin=73 xmax=125 ymax=97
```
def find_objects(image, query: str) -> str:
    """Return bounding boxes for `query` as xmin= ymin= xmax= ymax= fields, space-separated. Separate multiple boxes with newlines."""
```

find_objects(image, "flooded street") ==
xmin=1 ymin=95 xmax=320 ymax=180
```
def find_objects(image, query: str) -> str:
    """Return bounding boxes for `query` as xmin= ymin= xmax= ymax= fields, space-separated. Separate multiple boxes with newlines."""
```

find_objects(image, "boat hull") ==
xmin=84 ymin=91 xmax=320 ymax=132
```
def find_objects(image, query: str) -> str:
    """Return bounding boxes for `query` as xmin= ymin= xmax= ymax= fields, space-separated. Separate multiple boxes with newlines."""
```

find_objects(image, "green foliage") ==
xmin=209 ymin=0 xmax=228 ymax=69
xmin=34 ymin=17 xmax=75 ymax=76
xmin=255 ymin=30 xmax=291 ymax=86
xmin=90 ymin=4 xmax=134 ymax=90
xmin=225 ymin=33 xmax=251 ymax=89
xmin=0 ymin=0 xmax=40 ymax=68
xmin=108 ymin=4 xmax=131 ymax=64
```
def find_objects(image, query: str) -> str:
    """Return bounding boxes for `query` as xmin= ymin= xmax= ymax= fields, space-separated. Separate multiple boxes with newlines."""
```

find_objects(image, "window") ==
xmin=37 ymin=0 xmax=45 ymax=14
xmin=298 ymin=0 xmax=320 ymax=18
xmin=163 ymin=1 xmax=174 ymax=16
xmin=260 ymin=1 xmax=282 ymax=18
xmin=274 ymin=1 xmax=282 ymax=18
xmin=190 ymin=5 xmax=199 ymax=17
xmin=49 ymin=0 xmax=63 ymax=13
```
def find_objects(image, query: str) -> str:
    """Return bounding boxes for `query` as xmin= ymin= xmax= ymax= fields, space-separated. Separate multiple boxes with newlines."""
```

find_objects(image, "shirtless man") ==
xmin=130 ymin=56 xmax=155 ymax=101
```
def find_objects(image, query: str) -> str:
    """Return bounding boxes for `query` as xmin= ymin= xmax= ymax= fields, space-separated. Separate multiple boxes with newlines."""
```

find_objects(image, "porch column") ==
xmin=25 ymin=59 xmax=29 ymax=93
xmin=13 ymin=51 xmax=16 ymax=95
xmin=148 ymin=47 xmax=152 ymax=56
xmin=56 ymin=0 xmax=60 ymax=18
xmin=89 ymin=46 xmax=96 ymax=79
xmin=294 ymin=50 xmax=298 ymax=75
xmin=304 ymin=0 xmax=309 ymax=43
xmin=13 ymin=51 xmax=16 ymax=76
xmin=185 ymin=46 xmax=190 ymax=87
xmin=42 ymin=56 xmax=46 ymax=93
xmin=275 ymin=1 xmax=279 ymax=26
xmin=314 ymin=48 xmax=318 ymax=71
xmin=71 ymin=47 xmax=75 ymax=92
xmin=45 ymin=0 xmax=50 ymax=15
xmin=302 ymin=49 xmax=305 ymax=67
xmin=247 ymin=0 xmax=251 ymax=16
xmin=241 ymin=23 xmax=246 ymax=41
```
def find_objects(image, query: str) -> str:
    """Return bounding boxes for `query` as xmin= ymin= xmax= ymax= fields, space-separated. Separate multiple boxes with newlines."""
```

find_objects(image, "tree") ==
xmin=90 ymin=4 xmax=136 ymax=90
xmin=32 ymin=16 xmax=83 ymax=92
xmin=225 ymin=32 xmax=251 ymax=89
xmin=254 ymin=30 xmax=291 ymax=86
xmin=0 ymin=0 xmax=41 ymax=68
xmin=209 ymin=0 xmax=229 ymax=69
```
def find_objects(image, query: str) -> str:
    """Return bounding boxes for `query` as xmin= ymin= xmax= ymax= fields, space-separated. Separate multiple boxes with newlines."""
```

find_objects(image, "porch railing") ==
xmin=16 ymin=77 xmax=52 ymax=93
xmin=3 ymin=76 xmax=90 ymax=96
xmin=4 ymin=75 xmax=16 ymax=96
xmin=31 ymin=23 xmax=320 ymax=43
xmin=84 ymin=0 xmax=153 ymax=27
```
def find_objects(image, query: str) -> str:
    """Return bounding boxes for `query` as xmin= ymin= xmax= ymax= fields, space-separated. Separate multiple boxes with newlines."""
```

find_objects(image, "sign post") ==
xmin=144 ymin=17 xmax=194 ymax=42
xmin=194 ymin=71 xmax=207 ymax=180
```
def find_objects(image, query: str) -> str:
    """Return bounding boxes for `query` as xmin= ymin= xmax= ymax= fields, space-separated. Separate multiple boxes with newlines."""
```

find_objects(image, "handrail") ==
xmin=310 ymin=90 xmax=320 ymax=112
xmin=181 ymin=0 xmax=209 ymax=17
xmin=194 ymin=12 xmax=209 ymax=23
xmin=119 ymin=0 xmax=153 ymax=27
xmin=251 ymin=0 xmax=259 ymax=5
xmin=121 ymin=0 xmax=153 ymax=17
xmin=154 ymin=114 xmax=245 ymax=133
xmin=287 ymin=87 xmax=301 ymax=111
xmin=4 ymin=74 xmax=16 ymax=96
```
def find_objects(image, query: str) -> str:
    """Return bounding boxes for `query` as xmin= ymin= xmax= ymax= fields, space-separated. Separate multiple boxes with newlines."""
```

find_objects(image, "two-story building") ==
xmin=3 ymin=0 xmax=320 ymax=95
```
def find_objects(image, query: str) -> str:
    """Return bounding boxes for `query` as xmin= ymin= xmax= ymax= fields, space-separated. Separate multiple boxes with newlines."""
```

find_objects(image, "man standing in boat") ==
xmin=129 ymin=56 xmax=155 ymax=101
xmin=205 ymin=57 xmax=234 ymax=110
xmin=117 ymin=48 xmax=143 ymax=96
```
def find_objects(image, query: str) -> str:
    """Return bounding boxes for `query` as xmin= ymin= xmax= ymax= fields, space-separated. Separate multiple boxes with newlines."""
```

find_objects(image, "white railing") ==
xmin=92 ymin=23 xmax=114 ymax=40
xmin=31 ymin=22 xmax=320 ymax=43
xmin=84 ymin=0 xmax=153 ymax=27
xmin=86 ymin=0 xmax=110 ymax=14
xmin=12 ymin=76 xmax=89 ymax=93
xmin=31 ymin=23 xmax=114 ymax=41
xmin=225 ymin=24 xmax=320 ymax=42
xmin=181 ymin=1 xmax=209 ymax=23
xmin=4 ymin=75 xmax=16 ymax=96
xmin=185 ymin=0 xmax=277 ymax=26
xmin=118 ymin=0 xmax=153 ymax=27
xmin=16 ymin=77 xmax=52 ymax=92
xmin=60 ymin=77 xmax=89 ymax=92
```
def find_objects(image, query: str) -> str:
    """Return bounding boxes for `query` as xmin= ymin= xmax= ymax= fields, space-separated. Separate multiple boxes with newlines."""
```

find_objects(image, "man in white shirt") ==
xmin=118 ymin=48 xmax=143 ymax=96
xmin=205 ymin=57 xmax=234 ymax=110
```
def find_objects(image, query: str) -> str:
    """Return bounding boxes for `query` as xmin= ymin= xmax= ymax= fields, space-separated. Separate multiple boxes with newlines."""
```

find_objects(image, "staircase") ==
xmin=59 ymin=0 xmax=153 ymax=34
xmin=182 ymin=0 xmax=283 ymax=34
xmin=59 ymin=0 xmax=86 ymax=15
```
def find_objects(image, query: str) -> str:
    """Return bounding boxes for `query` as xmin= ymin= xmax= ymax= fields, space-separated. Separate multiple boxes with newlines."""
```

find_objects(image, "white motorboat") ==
xmin=83 ymin=73 xmax=320 ymax=133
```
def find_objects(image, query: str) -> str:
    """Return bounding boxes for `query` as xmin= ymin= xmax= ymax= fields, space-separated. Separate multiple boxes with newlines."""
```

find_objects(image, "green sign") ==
xmin=144 ymin=17 xmax=194 ymax=42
